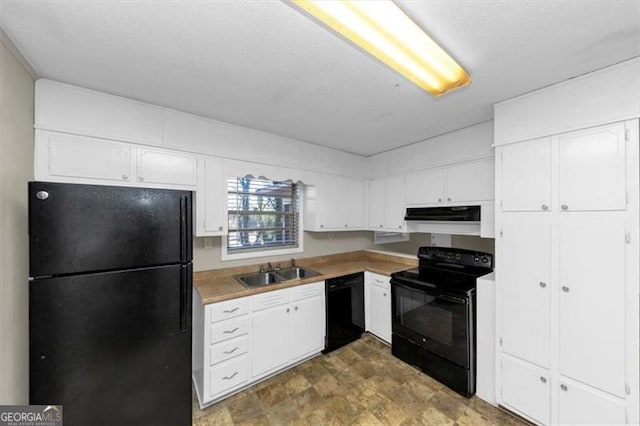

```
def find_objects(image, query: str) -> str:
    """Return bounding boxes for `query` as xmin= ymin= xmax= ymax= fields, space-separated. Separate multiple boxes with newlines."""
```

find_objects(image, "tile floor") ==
xmin=193 ymin=334 xmax=528 ymax=425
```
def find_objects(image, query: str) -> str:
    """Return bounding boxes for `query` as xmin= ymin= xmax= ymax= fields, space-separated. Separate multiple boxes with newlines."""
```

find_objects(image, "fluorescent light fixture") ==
xmin=290 ymin=0 xmax=470 ymax=96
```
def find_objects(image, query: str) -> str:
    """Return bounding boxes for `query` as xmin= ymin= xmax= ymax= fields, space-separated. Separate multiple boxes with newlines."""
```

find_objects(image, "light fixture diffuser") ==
xmin=290 ymin=0 xmax=470 ymax=96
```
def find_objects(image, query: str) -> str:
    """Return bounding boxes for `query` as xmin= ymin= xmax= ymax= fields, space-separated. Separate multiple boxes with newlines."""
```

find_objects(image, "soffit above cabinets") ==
xmin=1 ymin=1 xmax=638 ymax=156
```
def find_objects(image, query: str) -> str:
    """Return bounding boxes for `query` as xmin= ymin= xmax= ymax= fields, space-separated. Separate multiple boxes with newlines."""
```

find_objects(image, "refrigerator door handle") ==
xmin=180 ymin=264 xmax=192 ymax=332
xmin=180 ymin=196 xmax=188 ymax=263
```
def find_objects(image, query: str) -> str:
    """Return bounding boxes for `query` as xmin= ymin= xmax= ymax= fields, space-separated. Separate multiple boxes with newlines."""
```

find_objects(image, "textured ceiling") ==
xmin=1 ymin=1 xmax=638 ymax=156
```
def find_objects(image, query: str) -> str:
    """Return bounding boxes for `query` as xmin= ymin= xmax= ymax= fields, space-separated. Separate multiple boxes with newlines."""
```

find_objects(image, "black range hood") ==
xmin=405 ymin=205 xmax=481 ymax=222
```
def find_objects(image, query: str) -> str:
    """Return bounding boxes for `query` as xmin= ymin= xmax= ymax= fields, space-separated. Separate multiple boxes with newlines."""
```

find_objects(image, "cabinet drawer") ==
xmin=369 ymin=273 xmax=390 ymax=289
xmin=291 ymin=282 xmax=324 ymax=302
xmin=209 ymin=297 xmax=250 ymax=322
xmin=210 ymin=317 xmax=249 ymax=344
xmin=209 ymin=355 xmax=248 ymax=398
xmin=252 ymin=288 xmax=290 ymax=311
xmin=209 ymin=336 xmax=248 ymax=366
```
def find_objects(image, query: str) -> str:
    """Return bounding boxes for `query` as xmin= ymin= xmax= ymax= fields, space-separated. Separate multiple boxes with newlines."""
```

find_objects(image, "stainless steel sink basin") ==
xmin=274 ymin=267 xmax=321 ymax=281
xmin=234 ymin=272 xmax=282 ymax=288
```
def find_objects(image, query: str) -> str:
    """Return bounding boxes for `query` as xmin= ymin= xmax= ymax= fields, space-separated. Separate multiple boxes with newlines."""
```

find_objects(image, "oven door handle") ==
xmin=437 ymin=294 xmax=467 ymax=304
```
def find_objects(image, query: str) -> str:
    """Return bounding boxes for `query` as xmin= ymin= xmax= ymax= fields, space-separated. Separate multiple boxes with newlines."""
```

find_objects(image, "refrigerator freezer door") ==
xmin=29 ymin=182 xmax=192 ymax=277
xmin=30 ymin=265 xmax=192 ymax=426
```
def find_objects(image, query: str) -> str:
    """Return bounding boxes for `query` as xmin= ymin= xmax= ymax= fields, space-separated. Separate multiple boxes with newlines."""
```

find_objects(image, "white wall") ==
xmin=367 ymin=121 xmax=494 ymax=179
xmin=194 ymin=232 xmax=373 ymax=271
xmin=0 ymin=32 xmax=35 ymax=404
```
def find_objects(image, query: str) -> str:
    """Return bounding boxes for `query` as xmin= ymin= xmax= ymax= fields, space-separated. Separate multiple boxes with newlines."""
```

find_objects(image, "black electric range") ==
xmin=390 ymin=247 xmax=493 ymax=397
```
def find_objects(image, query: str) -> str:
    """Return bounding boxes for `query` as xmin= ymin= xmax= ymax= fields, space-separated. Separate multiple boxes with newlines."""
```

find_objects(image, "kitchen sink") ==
xmin=234 ymin=272 xmax=282 ymax=288
xmin=274 ymin=267 xmax=321 ymax=281
xmin=234 ymin=267 xmax=321 ymax=288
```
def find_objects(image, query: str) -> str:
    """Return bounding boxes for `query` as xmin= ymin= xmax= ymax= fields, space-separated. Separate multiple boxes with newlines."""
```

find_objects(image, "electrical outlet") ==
xmin=203 ymin=237 xmax=214 ymax=250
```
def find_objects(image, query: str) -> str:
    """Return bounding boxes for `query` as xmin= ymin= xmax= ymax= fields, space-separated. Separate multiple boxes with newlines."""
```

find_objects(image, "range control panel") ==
xmin=418 ymin=246 xmax=493 ymax=269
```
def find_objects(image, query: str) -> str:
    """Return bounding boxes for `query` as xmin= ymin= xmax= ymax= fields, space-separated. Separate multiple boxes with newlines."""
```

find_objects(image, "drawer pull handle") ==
xmin=223 ymin=327 xmax=240 ymax=334
xmin=223 ymin=347 xmax=239 ymax=355
xmin=222 ymin=372 xmax=239 ymax=380
xmin=223 ymin=308 xmax=239 ymax=314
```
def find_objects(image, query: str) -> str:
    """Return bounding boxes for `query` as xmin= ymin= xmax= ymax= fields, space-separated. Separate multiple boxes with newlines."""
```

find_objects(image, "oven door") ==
xmin=391 ymin=279 xmax=472 ymax=368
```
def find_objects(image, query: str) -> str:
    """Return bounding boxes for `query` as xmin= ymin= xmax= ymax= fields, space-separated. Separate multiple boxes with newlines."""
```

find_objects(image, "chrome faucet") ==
xmin=290 ymin=258 xmax=296 ymax=268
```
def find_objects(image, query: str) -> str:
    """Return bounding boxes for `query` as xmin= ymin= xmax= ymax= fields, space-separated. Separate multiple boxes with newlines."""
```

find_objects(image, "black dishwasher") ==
xmin=323 ymin=272 xmax=365 ymax=353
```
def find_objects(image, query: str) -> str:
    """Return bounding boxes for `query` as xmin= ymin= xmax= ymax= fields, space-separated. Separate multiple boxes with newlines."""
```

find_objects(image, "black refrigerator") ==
xmin=28 ymin=181 xmax=193 ymax=426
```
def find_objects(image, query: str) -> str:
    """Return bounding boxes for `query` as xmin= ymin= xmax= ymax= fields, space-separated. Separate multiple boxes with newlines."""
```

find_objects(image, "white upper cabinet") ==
xmin=40 ymin=131 xmax=132 ymax=183
xmin=136 ymin=147 xmax=197 ymax=187
xmin=304 ymin=174 xmax=366 ymax=231
xmin=447 ymin=158 xmax=494 ymax=203
xmin=195 ymin=156 xmax=227 ymax=237
xmin=405 ymin=158 xmax=494 ymax=207
xmin=385 ymin=175 xmax=406 ymax=231
xmin=501 ymin=137 xmax=552 ymax=212
xmin=342 ymin=178 xmax=366 ymax=229
xmin=367 ymin=178 xmax=386 ymax=230
xmin=558 ymin=123 xmax=626 ymax=212
xmin=36 ymin=130 xmax=196 ymax=190
xmin=405 ymin=168 xmax=445 ymax=205
xmin=367 ymin=176 xmax=406 ymax=231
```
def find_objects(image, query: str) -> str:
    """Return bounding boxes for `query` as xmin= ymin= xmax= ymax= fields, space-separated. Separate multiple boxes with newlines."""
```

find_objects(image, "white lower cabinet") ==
xmin=365 ymin=272 xmax=391 ymax=343
xmin=193 ymin=281 xmax=325 ymax=408
xmin=557 ymin=377 xmax=626 ymax=425
xmin=501 ymin=355 xmax=551 ymax=425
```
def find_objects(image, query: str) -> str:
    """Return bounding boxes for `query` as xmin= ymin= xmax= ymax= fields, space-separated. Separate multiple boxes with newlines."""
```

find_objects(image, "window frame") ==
xmin=221 ymin=177 xmax=304 ymax=261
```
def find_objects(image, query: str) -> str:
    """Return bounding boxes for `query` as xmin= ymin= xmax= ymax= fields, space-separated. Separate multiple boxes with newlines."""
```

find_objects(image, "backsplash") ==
xmin=374 ymin=233 xmax=495 ymax=256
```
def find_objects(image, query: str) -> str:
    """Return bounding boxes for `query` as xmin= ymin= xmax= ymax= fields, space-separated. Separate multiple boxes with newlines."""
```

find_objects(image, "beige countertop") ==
xmin=193 ymin=250 xmax=417 ymax=304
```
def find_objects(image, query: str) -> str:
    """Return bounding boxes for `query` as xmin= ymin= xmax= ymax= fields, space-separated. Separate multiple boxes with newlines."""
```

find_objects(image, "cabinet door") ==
xmin=501 ymin=138 xmax=552 ymax=212
xmin=368 ymin=282 xmax=391 ymax=343
xmin=251 ymin=305 xmax=290 ymax=378
xmin=501 ymin=356 xmax=551 ymax=425
xmin=342 ymin=178 xmax=365 ymax=229
xmin=385 ymin=175 xmax=406 ymax=231
xmin=501 ymin=223 xmax=551 ymax=368
xmin=558 ymin=378 xmax=626 ymax=425
xmin=316 ymin=174 xmax=343 ymax=230
xmin=368 ymin=178 xmax=386 ymax=229
xmin=196 ymin=156 xmax=226 ymax=236
xmin=558 ymin=123 xmax=626 ymax=212
xmin=447 ymin=158 xmax=494 ymax=203
xmin=291 ymin=296 xmax=325 ymax=361
xmin=405 ymin=168 xmax=445 ymax=205
xmin=558 ymin=222 xmax=626 ymax=397
xmin=46 ymin=132 xmax=132 ymax=183
xmin=136 ymin=147 xmax=197 ymax=187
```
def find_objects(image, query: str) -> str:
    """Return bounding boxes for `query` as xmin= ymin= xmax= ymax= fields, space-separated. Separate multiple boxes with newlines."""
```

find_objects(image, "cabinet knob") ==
xmin=383 ymin=293 xmax=387 ymax=297
xmin=398 ymin=225 xmax=402 ymax=229
xmin=561 ymin=204 xmax=569 ymax=211
xmin=345 ymin=224 xmax=348 ymax=228
xmin=138 ymin=176 xmax=145 ymax=182
xmin=320 ymin=224 xmax=324 ymax=228
xmin=539 ymin=281 xmax=547 ymax=288
xmin=438 ymin=198 xmax=442 ymax=202
xmin=562 ymin=286 xmax=570 ymax=293
xmin=541 ymin=204 xmax=548 ymax=211
xmin=218 ymin=226 xmax=223 ymax=231
xmin=540 ymin=376 xmax=547 ymax=384
xmin=121 ymin=174 xmax=128 ymax=180
xmin=294 ymin=306 xmax=298 ymax=311
xmin=286 ymin=308 xmax=290 ymax=313
xmin=560 ymin=384 xmax=568 ymax=391
xmin=379 ymin=224 xmax=383 ymax=228
xmin=447 ymin=197 xmax=451 ymax=202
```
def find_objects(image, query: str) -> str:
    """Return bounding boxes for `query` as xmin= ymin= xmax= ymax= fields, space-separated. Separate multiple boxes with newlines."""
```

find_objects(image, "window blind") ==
xmin=227 ymin=177 xmax=299 ymax=253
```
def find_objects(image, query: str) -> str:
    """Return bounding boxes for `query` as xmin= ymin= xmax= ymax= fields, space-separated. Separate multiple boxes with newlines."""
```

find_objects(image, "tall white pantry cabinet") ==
xmin=494 ymin=59 xmax=640 ymax=425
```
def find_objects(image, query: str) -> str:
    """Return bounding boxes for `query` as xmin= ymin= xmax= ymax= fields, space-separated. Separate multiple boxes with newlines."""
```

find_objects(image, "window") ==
xmin=225 ymin=176 xmax=302 ymax=258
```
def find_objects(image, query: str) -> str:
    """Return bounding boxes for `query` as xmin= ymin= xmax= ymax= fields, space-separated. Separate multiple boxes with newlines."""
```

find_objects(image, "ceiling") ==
xmin=1 ymin=1 xmax=638 ymax=156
